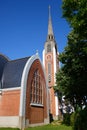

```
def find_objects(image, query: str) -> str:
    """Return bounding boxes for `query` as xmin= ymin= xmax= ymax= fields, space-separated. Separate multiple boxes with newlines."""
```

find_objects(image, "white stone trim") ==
xmin=20 ymin=54 xmax=39 ymax=116
xmin=42 ymin=49 xmax=45 ymax=67
xmin=30 ymin=103 xmax=44 ymax=107
xmin=40 ymin=57 xmax=49 ymax=121
xmin=0 ymin=116 xmax=19 ymax=128
xmin=1 ymin=87 xmax=21 ymax=91
xmin=55 ymin=92 xmax=59 ymax=116
xmin=53 ymin=47 xmax=57 ymax=84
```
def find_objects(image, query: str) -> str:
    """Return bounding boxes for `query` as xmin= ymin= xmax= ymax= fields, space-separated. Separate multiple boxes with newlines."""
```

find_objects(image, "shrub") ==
xmin=73 ymin=107 xmax=87 ymax=130
xmin=62 ymin=113 xmax=71 ymax=126
xmin=70 ymin=112 xmax=75 ymax=126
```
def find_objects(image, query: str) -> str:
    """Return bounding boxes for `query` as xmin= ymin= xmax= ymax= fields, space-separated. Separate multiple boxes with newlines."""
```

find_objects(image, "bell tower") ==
xmin=43 ymin=6 xmax=59 ymax=119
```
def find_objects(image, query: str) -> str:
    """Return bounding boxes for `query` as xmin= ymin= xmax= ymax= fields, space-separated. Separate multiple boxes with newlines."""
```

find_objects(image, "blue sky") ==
xmin=0 ymin=0 xmax=70 ymax=60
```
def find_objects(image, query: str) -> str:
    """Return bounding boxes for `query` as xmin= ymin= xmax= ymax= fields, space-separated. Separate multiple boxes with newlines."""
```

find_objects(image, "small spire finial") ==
xmin=49 ymin=5 xmax=51 ymax=20
xmin=49 ymin=5 xmax=50 ymax=10
xmin=36 ymin=50 xmax=38 ymax=55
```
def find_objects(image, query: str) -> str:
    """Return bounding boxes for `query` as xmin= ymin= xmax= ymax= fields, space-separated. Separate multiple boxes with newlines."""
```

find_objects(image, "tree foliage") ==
xmin=55 ymin=0 xmax=87 ymax=109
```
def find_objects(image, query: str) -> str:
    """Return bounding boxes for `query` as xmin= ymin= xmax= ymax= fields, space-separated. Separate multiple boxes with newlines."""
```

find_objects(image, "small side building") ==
xmin=0 ymin=53 xmax=49 ymax=129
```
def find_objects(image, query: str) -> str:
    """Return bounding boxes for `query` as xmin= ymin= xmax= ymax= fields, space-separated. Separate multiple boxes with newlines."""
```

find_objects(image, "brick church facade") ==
xmin=0 ymin=53 xmax=49 ymax=129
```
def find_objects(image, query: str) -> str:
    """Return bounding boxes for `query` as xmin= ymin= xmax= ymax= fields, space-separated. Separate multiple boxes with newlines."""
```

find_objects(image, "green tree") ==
xmin=55 ymin=0 xmax=87 ymax=110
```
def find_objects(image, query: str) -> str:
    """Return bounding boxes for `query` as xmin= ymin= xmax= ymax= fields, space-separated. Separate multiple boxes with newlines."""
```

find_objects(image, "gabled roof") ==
xmin=1 ymin=57 xmax=30 ymax=89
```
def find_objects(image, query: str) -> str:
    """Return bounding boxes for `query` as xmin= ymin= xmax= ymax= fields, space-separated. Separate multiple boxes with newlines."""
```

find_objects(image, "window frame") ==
xmin=30 ymin=69 xmax=43 ymax=106
xmin=48 ymin=63 xmax=51 ymax=83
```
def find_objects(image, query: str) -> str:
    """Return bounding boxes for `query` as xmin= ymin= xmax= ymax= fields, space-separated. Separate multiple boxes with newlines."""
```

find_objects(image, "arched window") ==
xmin=48 ymin=63 xmax=51 ymax=83
xmin=30 ymin=69 xmax=43 ymax=105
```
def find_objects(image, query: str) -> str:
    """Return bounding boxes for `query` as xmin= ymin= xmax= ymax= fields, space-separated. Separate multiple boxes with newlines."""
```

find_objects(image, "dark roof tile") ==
xmin=1 ymin=57 xmax=30 ymax=89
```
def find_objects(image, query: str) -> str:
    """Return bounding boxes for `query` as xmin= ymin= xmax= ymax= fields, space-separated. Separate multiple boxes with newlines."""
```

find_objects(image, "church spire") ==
xmin=47 ymin=6 xmax=54 ymax=40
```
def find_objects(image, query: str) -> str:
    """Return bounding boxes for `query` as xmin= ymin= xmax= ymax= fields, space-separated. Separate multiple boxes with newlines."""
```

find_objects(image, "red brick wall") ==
xmin=49 ymin=87 xmax=56 ymax=116
xmin=0 ymin=90 xmax=20 ymax=116
xmin=44 ymin=52 xmax=56 ymax=116
xmin=45 ymin=53 xmax=54 ymax=87
xmin=25 ymin=59 xmax=48 ymax=124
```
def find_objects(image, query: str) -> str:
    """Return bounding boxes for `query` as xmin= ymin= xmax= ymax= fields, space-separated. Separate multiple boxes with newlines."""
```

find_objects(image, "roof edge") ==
xmin=0 ymin=53 xmax=10 ymax=61
xmin=19 ymin=53 xmax=40 ymax=116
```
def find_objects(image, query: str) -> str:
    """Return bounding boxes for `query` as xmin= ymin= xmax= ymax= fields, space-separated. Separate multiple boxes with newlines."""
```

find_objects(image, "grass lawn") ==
xmin=25 ymin=124 xmax=72 ymax=130
xmin=0 ymin=128 xmax=20 ymax=130
xmin=0 ymin=124 xmax=72 ymax=130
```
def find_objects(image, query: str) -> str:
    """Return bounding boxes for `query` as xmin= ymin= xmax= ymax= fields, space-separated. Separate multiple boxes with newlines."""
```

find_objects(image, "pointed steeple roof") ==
xmin=48 ymin=6 xmax=54 ymax=35
xmin=47 ymin=6 xmax=54 ymax=41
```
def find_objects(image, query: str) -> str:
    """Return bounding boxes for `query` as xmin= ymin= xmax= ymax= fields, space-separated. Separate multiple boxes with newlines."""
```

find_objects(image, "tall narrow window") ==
xmin=47 ymin=44 xmax=51 ymax=52
xmin=30 ymin=69 xmax=43 ymax=105
xmin=48 ymin=63 xmax=51 ymax=82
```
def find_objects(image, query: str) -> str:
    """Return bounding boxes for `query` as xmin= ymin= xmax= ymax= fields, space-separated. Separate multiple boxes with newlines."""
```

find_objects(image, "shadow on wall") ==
xmin=49 ymin=113 xmax=53 ymax=123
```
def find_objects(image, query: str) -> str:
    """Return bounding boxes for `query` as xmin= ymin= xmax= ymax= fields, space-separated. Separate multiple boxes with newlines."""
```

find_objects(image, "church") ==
xmin=0 ymin=53 xmax=49 ymax=129
xmin=0 ymin=6 xmax=59 ymax=129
